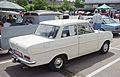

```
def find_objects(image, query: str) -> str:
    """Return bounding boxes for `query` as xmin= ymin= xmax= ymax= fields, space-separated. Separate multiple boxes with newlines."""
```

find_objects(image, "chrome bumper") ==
xmin=112 ymin=31 xmax=120 ymax=34
xmin=10 ymin=51 xmax=36 ymax=65
xmin=12 ymin=55 xmax=36 ymax=65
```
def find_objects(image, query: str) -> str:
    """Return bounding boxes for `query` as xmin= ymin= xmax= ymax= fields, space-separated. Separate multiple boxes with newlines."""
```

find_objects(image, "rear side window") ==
xmin=61 ymin=25 xmax=77 ymax=38
xmin=77 ymin=23 xmax=94 ymax=35
xmin=24 ymin=13 xmax=38 ymax=16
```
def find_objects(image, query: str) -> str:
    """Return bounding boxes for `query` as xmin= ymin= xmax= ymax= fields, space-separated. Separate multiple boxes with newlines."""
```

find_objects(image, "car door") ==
xmin=58 ymin=25 xmax=79 ymax=59
xmin=77 ymin=23 xmax=98 ymax=56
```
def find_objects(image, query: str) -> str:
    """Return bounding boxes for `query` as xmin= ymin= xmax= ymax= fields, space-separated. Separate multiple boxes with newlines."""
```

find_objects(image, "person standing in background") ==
xmin=78 ymin=11 xmax=84 ymax=20
xmin=93 ymin=10 xmax=103 ymax=30
xmin=0 ymin=21 xmax=3 ymax=35
xmin=2 ymin=16 xmax=7 ymax=23
xmin=7 ymin=14 xmax=16 ymax=25
xmin=4 ymin=19 xmax=11 ymax=27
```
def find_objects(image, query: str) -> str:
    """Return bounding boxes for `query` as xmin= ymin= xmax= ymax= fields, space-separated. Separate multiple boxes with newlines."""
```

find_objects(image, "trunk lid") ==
xmin=9 ymin=34 xmax=53 ymax=53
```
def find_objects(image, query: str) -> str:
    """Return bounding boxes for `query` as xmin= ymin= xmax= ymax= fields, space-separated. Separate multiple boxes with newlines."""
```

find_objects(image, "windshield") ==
xmin=35 ymin=24 xmax=59 ymax=39
xmin=103 ymin=18 xmax=116 ymax=24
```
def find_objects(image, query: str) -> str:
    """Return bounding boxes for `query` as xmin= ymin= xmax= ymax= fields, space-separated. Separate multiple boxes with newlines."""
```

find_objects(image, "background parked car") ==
xmin=0 ymin=10 xmax=62 ymax=54
xmin=84 ymin=16 xmax=120 ymax=34
xmin=101 ymin=16 xmax=120 ymax=34
xmin=113 ymin=11 xmax=120 ymax=19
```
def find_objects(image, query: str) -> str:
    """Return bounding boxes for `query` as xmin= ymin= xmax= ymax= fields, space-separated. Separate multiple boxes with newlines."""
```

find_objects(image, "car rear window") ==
xmin=24 ymin=13 xmax=38 ymax=16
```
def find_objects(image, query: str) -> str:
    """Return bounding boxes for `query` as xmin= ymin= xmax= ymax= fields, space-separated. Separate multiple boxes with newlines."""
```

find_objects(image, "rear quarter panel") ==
xmin=27 ymin=37 xmax=78 ymax=66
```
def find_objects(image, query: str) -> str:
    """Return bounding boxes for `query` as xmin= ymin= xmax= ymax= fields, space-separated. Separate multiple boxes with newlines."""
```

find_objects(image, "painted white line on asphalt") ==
xmin=110 ymin=47 xmax=120 ymax=50
xmin=0 ymin=59 xmax=12 ymax=65
xmin=86 ymin=57 xmax=120 ymax=77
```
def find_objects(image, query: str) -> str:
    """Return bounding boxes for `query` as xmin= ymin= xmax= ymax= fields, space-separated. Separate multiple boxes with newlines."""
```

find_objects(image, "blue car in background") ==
xmin=85 ymin=16 xmax=120 ymax=34
xmin=101 ymin=16 xmax=120 ymax=34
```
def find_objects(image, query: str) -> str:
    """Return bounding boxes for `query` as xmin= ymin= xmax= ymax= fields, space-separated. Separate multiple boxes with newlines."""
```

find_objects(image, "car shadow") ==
xmin=0 ymin=53 xmax=11 ymax=61
xmin=60 ymin=51 xmax=114 ymax=77
xmin=5 ymin=64 xmax=64 ymax=77
xmin=113 ymin=34 xmax=120 ymax=38
xmin=5 ymin=52 xmax=114 ymax=77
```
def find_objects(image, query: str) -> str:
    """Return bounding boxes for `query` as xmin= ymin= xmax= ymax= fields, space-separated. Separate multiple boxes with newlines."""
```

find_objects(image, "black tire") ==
xmin=99 ymin=42 xmax=110 ymax=54
xmin=49 ymin=55 xmax=66 ymax=71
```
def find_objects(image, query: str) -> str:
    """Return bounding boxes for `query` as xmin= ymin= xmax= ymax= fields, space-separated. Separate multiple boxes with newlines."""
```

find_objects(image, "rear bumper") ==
xmin=112 ymin=31 xmax=120 ymax=34
xmin=9 ymin=51 xmax=36 ymax=65
xmin=12 ymin=55 xmax=36 ymax=65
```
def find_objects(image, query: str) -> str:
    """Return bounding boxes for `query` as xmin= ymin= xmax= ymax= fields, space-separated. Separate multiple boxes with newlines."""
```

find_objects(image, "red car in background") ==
xmin=113 ymin=11 xmax=120 ymax=19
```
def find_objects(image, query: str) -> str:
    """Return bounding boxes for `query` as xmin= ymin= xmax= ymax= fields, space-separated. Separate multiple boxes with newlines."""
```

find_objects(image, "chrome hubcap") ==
xmin=54 ymin=58 xmax=63 ymax=69
xmin=103 ymin=44 xmax=109 ymax=52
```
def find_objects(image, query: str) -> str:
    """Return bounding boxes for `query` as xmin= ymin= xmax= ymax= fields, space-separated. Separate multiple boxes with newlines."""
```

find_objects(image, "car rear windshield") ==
xmin=35 ymin=24 xmax=59 ymax=39
xmin=24 ymin=13 xmax=38 ymax=16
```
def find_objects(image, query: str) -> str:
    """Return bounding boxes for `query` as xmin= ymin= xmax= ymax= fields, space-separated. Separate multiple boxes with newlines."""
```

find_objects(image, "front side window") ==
xmin=35 ymin=24 xmax=59 ymax=39
xmin=78 ymin=23 xmax=94 ymax=35
xmin=61 ymin=25 xmax=77 ymax=38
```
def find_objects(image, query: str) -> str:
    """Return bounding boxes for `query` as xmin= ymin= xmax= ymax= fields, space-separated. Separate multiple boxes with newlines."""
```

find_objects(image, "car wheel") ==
xmin=99 ymin=42 xmax=110 ymax=54
xmin=49 ymin=55 xmax=66 ymax=71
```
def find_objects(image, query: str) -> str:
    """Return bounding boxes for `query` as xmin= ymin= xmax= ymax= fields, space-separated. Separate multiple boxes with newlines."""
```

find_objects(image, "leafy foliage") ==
xmin=75 ymin=0 xmax=84 ymax=8
xmin=18 ymin=0 xmax=76 ymax=11
xmin=33 ymin=0 xmax=48 ymax=10
xmin=47 ymin=0 xmax=75 ymax=11
xmin=62 ymin=0 xmax=70 ymax=10
xmin=16 ymin=0 xmax=28 ymax=7
xmin=24 ymin=4 xmax=34 ymax=11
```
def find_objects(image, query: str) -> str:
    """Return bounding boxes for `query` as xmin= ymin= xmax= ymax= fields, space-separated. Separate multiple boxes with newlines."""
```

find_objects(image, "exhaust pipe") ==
xmin=12 ymin=58 xmax=21 ymax=63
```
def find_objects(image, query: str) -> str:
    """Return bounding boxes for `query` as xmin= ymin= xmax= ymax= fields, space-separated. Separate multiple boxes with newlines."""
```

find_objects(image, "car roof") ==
xmin=24 ymin=10 xmax=62 ymax=16
xmin=83 ymin=15 xmax=110 ymax=19
xmin=40 ymin=19 xmax=89 ymax=26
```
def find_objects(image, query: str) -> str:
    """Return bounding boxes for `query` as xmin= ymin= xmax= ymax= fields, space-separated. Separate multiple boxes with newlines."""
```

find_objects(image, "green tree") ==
xmin=47 ymin=5 xmax=57 ymax=11
xmin=75 ymin=0 xmax=84 ymax=8
xmin=61 ymin=0 xmax=70 ymax=10
xmin=33 ymin=0 xmax=48 ymax=10
xmin=47 ymin=0 xmax=57 ymax=11
xmin=24 ymin=4 xmax=34 ymax=11
xmin=23 ymin=0 xmax=28 ymax=6
xmin=16 ymin=0 xmax=28 ymax=7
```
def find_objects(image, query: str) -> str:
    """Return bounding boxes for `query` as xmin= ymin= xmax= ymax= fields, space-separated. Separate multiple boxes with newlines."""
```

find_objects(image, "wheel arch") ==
xmin=99 ymin=40 xmax=110 ymax=50
xmin=49 ymin=53 xmax=68 ymax=63
xmin=104 ymin=40 xmax=110 ymax=44
xmin=99 ymin=40 xmax=110 ymax=54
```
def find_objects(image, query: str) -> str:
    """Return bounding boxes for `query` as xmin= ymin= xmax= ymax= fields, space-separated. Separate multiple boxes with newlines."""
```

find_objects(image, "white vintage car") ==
xmin=9 ymin=19 xmax=113 ymax=71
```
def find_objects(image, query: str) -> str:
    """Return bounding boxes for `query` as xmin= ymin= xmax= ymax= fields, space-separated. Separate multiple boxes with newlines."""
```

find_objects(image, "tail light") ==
xmin=24 ymin=55 xmax=31 ymax=61
xmin=115 ymin=27 xmax=119 ymax=30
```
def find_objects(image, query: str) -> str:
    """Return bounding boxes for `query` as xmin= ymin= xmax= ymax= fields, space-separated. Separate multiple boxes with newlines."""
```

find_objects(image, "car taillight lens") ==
xmin=115 ymin=27 xmax=119 ymax=30
xmin=24 ymin=55 xmax=31 ymax=61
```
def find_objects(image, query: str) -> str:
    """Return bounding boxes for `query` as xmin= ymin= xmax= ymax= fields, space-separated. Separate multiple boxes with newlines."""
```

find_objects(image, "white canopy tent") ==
xmin=0 ymin=0 xmax=24 ymax=11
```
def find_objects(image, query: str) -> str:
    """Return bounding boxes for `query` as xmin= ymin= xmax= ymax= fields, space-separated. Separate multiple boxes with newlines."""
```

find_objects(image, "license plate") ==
xmin=13 ymin=49 xmax=23 ymax=57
